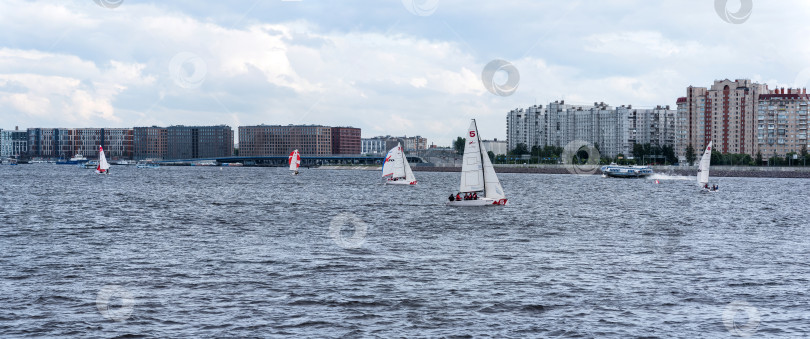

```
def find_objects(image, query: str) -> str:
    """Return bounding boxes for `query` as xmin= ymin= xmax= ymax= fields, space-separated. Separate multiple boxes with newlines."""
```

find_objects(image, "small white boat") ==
xmin=382 ymin=142 xmax=417 ymax=185
xmin=96 ymin=146 xmax=110 ymax=174
xmin=446 ymin=119 xmax=507 ymax=206
xmin=136 ymin=161 xmax=159 ymax=169
xmin=82 ymin=160 xmax=98 ymax=169
xmin=289 ymin=149 xmax=301 ymax=175
xmin=698 ymin=141 xmax=718 ymax=192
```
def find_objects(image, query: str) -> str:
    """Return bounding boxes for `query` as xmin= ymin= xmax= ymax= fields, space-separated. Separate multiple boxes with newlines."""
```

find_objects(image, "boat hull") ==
xmin=385 ymin=180 xmax=417 ymax=185
xmin=56 ymin=160 xmax=88 ymax=165
xmin=445 ymin=198 xmax=507 ymax=206
xmin=602 ymin=172 xmax=653 ymax=178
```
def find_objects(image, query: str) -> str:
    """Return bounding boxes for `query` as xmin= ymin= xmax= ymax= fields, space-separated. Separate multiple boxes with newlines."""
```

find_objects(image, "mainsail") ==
xmin=382 ymin=144 xmax=406 ymax=179
xmin=459 ymin=120 xmax=485 ymax=193
xmin=697 ymin=141 xmax=712 ymax=186
xmin=97 ymin=146 xmax=110 ymax=173
xmin=289 ymin=150 xmax=301 ymax=171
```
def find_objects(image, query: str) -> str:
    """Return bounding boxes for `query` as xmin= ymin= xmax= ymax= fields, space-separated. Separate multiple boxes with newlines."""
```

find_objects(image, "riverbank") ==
xmin=409 ymin=164 xmax=810 ymax=178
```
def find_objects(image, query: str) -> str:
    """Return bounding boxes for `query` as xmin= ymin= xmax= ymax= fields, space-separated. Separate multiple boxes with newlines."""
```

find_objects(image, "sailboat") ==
xmin=96 ymin=146 xmax=110 ymax=174
xmin=446 ymin=119 xmax=507 ymax=206
xmin=697 ymin=141 xmax=717 ymax=192
xmin=289 ymin=149 xmax=301 ymax=175
xmin=382 ymin=143 xmax=417 ymax=185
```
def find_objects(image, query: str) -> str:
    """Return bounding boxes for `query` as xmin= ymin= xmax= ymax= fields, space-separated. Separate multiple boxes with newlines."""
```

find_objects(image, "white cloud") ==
xmin=0 ymin=49 xmax=153 ymax=125
xmin=1 ymin=0 xmax=810 ymax=145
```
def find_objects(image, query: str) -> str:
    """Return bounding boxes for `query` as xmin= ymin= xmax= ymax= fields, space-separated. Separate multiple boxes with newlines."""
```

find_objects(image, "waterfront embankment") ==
xmin=409 ymin=164 xmax=810 ymax=178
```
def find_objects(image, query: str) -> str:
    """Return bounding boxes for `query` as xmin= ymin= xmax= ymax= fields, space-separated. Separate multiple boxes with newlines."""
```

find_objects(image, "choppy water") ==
xmin=1 ymin=164 xmax=809 ymax=337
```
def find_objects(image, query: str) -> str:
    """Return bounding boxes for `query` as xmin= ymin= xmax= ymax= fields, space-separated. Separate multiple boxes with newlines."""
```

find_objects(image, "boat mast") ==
xmin=400 ymin=144 xmax=406 ymax=179
xmin=474 ymin=119 xmax=486 ymax=196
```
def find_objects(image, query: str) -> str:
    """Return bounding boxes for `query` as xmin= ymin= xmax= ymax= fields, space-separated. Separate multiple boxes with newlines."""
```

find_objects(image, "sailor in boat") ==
xmin=455 ymin=193 xmax=461 ymax=201
xmin=448 ymin=194 xmax=455 ymax=202
xmin=472 ymin=192 xmax=478 ymax=200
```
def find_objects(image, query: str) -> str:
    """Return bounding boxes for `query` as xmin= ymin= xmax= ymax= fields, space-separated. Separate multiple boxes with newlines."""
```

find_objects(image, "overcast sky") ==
xmin=1 ymin=0 xmax=809 ymax=146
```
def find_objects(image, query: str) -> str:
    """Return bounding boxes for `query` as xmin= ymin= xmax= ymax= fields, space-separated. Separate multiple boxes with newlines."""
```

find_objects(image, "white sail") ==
xmin=459 ymin=120 xmax=485 ymax=193
xmin=480 ymin=140 xmax=505 ymax=200
xmin=402 ymin=151 xmax=416 ymax=182
xmin=289 ymin=150 xmax=300 ymax=171
xmin=98 ymin=146 xmax=110 ymax=171
xmin=382 ymin=144 xmax=406 ymax=179
xmin=697 ymin=141 xmax=712 ymax=186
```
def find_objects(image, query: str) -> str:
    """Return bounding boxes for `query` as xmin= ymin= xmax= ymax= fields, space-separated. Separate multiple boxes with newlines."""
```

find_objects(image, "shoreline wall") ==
xmin=410 ymin=164 xmax=810 ymax=178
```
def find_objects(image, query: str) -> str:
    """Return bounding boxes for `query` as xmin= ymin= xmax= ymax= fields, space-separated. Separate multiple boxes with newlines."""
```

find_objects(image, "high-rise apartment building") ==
xmin=680 ymin=79 xmax=769 ymax=156
xmin=756 ymin=88 xmax=809 ymax=158
xmin=506 ymin=105 xmax=545 ymax=152
xmin=506 ymin=101 xmax=676 ymax=158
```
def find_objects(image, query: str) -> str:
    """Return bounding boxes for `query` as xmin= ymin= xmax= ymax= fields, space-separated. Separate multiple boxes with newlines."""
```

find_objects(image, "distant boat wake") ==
xmin=648 ymin=173 xmax=692 ymax=181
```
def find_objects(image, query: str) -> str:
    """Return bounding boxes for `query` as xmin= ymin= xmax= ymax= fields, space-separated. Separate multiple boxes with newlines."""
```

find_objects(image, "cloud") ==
xmin=1 ymin=0 xmax=810 ymax=145
xmin=0 ymin=48 xmax=154 ymax=125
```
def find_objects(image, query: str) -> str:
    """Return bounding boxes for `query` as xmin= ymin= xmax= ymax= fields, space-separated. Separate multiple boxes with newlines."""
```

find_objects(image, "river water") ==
xmin=1 ymin=165 xmax=808 ymax=337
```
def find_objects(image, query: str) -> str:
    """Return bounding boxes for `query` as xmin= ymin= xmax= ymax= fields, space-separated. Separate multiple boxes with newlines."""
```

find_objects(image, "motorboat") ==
xmin=57 ymin=154 xmax=88 ymax=165
xmin=600 ymin=164 xmax=654 ymax=178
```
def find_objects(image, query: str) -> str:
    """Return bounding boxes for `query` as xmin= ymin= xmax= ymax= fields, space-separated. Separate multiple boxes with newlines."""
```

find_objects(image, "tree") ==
xmin=710 ymin=150 xmax=723 ymax=166
xmin=632 ymin=143 xmax=644 ymax=163
xmin=510 ymin=143 xmax=529 ymax=156
xmin=662 ymin=145 xmax=676 ymax=165
xmin=487 ymin=150 xmax=495 ymax=163
xmin=453 ymin=137 xmax=465 ymax=155
xmin=685 ymin=144 xmax=696 ymax=166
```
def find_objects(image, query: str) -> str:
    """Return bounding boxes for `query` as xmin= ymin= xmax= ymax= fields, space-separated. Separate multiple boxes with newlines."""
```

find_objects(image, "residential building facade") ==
xmin=506 ymin=101 xmax=676 ymax=158
xmin=361 ymin=137 xmax=387 ymax=155
xmin=239 ymin=125 xmax=332 ymax=156
xmin=481 ymin=139 xmax=508 ymax=155
xmin=0 ymin=127 xmax=28 ymax=157
xmin=133 ymin=126 xmax=168 ymax=160
xmin=166 ymin=125 xmax=234 ymax=159
xmin=680 ymin=79 xmax=769 ymax=156
xmin=331 ymin=127 xmax=361 ymax=154
xmin=27 ymin=128 xmax=133 ymax=159
xmin=361 ymin=135 xmax=427 ymax=154
xmin=756 ymin=88 xmax=809 ymax=158
xmin=506 ymin=105 xmax=545 ymax=152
